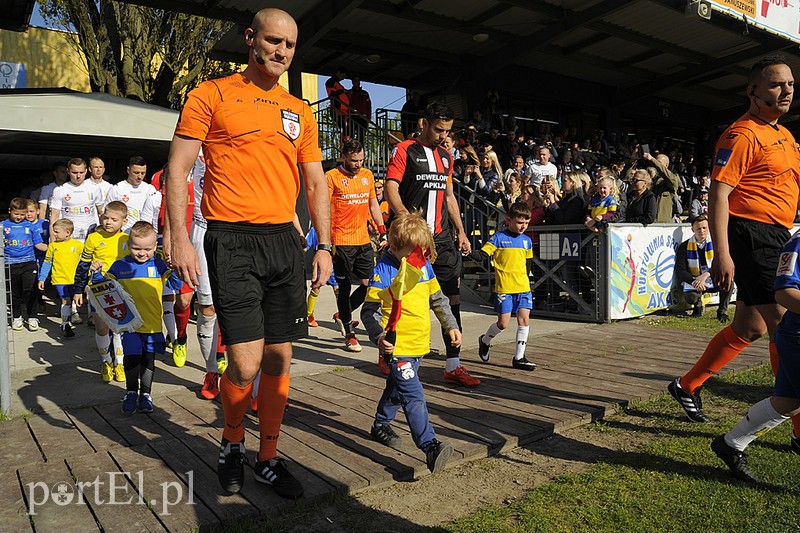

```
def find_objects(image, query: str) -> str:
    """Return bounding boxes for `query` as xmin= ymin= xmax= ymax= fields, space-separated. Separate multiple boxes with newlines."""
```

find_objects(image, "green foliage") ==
xmin=37 ymin=0 xmax=233 ymax=107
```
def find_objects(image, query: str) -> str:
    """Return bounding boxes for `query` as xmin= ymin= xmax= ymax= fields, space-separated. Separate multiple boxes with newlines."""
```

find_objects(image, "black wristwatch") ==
xmin=316 ymin=244 xmax=333 ymax=253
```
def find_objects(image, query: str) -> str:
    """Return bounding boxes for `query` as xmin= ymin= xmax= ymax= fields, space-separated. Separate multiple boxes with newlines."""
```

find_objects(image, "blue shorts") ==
xmin=122 ymin=332 xmax=167 ymax=356
xmin=774 ymin=326 xmax=800 ymax=398
xmin=494 ymin=292 xmax=533 ymax=314
xmin=55 ymin=284 xmax=75 ymax=299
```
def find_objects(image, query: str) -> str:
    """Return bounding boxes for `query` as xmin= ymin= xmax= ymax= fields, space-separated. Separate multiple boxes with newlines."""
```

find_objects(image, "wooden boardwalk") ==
xmin=0 ymin=322 xmax=767 ymax=532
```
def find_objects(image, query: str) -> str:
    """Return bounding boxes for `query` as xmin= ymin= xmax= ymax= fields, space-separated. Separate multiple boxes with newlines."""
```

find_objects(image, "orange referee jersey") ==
xmin=712 ymin=113 xmax=800 ymax=229
xmin=327 ymin=165 xmax=376 ymax=246
xmin=175 ymin=73 xmax=322 ymax=225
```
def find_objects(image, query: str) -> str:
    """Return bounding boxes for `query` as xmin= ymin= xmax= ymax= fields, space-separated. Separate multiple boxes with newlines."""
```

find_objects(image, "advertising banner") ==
xmin=708 ymin=0 xmax=800 ymax=44
xmin=0 ymin=62 xmax=26 ymax=89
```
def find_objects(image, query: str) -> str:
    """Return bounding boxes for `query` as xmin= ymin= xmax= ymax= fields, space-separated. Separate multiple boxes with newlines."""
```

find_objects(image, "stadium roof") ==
xmin=0 ymin=90 xmax=178 ymax=161
xmin=1 ymin=0 xmax=35 ymax=32
xmin=115 ymin=0 xmax=800 ymax=126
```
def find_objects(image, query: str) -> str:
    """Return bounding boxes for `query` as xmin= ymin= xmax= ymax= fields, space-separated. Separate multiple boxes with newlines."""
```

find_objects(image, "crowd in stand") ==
xmin=439 ymin=115 xmax=716 ymax=239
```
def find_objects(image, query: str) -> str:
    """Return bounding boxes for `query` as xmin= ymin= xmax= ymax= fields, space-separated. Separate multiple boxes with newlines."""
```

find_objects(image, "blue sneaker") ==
xmin=138 ymin=393 xmax=154 ymax=413
xmin=122 ymin=392 xmax=138 ymax=414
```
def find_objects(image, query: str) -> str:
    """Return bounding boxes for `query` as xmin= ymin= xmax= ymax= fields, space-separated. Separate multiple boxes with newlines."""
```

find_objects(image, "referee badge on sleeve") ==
xmin=777 ymin=252 xmax=797 ymax=276
xmin=281 ymin=110 xmax=300 ymax=140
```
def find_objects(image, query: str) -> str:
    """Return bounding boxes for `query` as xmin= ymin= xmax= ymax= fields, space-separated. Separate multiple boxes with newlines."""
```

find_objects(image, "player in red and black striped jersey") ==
xmin=385 ymin=102 xmax=479 ymax=387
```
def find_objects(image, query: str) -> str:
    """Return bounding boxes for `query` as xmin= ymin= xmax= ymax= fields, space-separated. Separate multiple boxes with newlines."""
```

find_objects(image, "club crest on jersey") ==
xmin=442 ymin=157 xmax=449 ymax=169
xmin=778 ymin=251 xmax=797 ymax=276
xmin=64 ymin=194 xmax=72 ymax=202
xmin=122 ymin=195 xmax=130 ymax=203
xmin=362 ymin=177 xmax=368 ymax=186
xmin=281 ymin=109 xmax=301 ymax=140
xmin=342 ymin=178 xmax=349 ymax=187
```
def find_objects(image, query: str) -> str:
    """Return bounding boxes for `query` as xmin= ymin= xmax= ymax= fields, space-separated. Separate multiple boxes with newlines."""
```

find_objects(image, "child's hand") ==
xmin=378 ymin=333 xmax=394 ymax=356
xmin=37 ymin=281 xmax=44 ymax=291
xmin=594 ymin=215 xmax=602 ymax=221
xmin=448 ymin=329 xmax=462 ymax=348
xmin=73 ymin=293 xmax=83 ymax=307
xmin=90 ymin=261 xmax=103 ymax=272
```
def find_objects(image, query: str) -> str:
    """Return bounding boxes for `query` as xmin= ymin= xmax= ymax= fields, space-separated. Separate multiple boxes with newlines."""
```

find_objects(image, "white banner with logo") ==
xmin=0 ymin=62 xmax=27 ymax=89
xmin=708 ymin=0 xmax=800 ymax=45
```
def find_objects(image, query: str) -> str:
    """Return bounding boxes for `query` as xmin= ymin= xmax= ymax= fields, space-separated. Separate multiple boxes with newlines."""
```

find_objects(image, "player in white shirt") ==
xmin=38 ymin=162 xmax=68 ymax=219
xmin=105 ymin=156 xmax=159 ymax=232
xmin=88 ymin=156 xmax=113 ymax=203
xmin=49 ymin=158 xmax=104 ymax=242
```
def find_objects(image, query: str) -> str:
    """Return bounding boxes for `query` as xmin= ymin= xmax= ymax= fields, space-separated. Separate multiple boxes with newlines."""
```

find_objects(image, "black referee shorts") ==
xmin=205 ymin=221 xmax=307 ymax=345
xmin=728 ymin=216 xmax=791 ymax=306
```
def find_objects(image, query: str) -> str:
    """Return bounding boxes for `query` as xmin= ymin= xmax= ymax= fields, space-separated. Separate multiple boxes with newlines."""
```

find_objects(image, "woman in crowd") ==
xmin=543 ymin=171 xmax=588 ymax=225
xmin=625 ymin=169 xmax=657 ymax=225
xmin=473 ymin=150 xmax=503 ymax=197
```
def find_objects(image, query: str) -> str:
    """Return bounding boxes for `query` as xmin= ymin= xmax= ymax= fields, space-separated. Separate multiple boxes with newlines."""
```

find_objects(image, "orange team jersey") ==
xmin=712 ymin=114 xmax=800 ymax=229
xmin=151 ymin=169 xmax=193 ymax=231
xmin=327 ymin=165 xmax=376 ymax=246
xmin=175 ymin=73 xmax=322 ymax=224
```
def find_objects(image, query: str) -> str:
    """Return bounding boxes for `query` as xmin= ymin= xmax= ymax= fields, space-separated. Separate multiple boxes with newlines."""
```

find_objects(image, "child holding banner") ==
xmin=73 ymin=201 xmax=129 ymax=382
xmin=37 ymin=219 xmax=83 ymax=338
xmin=361 ymin=212 xmax=460 ymax=474
xmin=106 ymin=221 xmax=182 ymax=413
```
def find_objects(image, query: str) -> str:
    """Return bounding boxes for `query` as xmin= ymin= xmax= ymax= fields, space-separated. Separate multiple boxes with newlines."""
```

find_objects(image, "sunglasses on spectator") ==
xmin=633 ymin=179 xmax=647 ymax=183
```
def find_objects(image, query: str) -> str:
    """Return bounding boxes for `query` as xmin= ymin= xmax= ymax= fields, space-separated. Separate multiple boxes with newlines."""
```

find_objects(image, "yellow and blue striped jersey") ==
xmin=107 ymin=255 xmax=182 ymax=334
xmin=43 ymin=239 xmax=83 ymax=285
xmin=365 ymin=255 xmax=440 ymax=356
xmin=481 ymin=230 xmax=533 ymax=294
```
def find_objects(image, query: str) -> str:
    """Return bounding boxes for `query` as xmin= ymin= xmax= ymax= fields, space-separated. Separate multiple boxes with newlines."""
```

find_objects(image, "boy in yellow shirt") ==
xmin=106 ymin=221 xmax=182 ymax=413
xmin=73 ymin=201 xmax=129 ymax=382
xmin=37 ymin=219 xmax=83 ymax=338
xmin=361 ymin=212 xmax=461 ymax=474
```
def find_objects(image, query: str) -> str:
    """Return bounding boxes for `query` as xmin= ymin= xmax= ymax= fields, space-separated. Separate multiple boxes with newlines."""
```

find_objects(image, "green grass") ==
xmin=445 ymin=364 xmax=800 ymax=533
xmin=642 ymin=306 xmax=735 ymax=335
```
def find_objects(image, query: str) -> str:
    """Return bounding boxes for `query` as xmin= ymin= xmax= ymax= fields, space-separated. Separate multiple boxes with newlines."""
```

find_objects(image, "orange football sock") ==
xmin=769 ymin=342 xmax=800 ymax=438
xmin=769 ymin=342 xmax=780 ymax=375
xmin=680 ymin=325 xmax=751 ymax=394
xmin=258 ymin=374 xmax=290 ymax=462
xmin=220 ymin=372 xmax=253 ymax=443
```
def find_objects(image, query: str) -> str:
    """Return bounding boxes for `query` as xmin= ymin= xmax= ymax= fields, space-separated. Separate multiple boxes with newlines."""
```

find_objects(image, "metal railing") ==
xmin=308 ymin=97 xmax=403 ymax=177
xmin=452 ymin=181 xmax=607 ymax=323
xmin=1 ymin=257 xmax=12 ymax=416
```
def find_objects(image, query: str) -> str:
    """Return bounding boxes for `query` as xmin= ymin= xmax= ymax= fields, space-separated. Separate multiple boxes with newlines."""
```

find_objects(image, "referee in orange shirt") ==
xmin=668 ymin=56 xmax=800 ymax=449
xmin=327 ymin=139 xmax=386 ymax=352
xmin=165 ymin=8 xmax=332 ymax=500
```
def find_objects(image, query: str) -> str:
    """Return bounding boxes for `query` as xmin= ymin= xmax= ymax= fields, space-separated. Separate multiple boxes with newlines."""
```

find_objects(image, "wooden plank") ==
xmin=149 ymin=438 xmax=257 ymax=522
xmin=146 ymin=395 xmax=219 ymax=437
xmin=336 ymin=369 xmax=538 ymax=452
xmin=64 ymin=407 xmax=128 ymax=452
xmin=0 ymin=467 xmax=32 ymax=533
xmin=109 ymin=443 xmax=218 ymax=530
xmin=0 ymin=419 xmax=43 ymax=470
xmin=94 ymin=403 xmax=174 ymax=447
xmin=294 ymin=411 xmax=419 ymax=481
xmin=255 ymin=419 xmax=370 ymax=494
xmin=302 ymin=372 xmax=490 ymax=461
xmin=17 ymin=460 xmax=100 ymax=533
xmin=26 ymin=410 xmax=94 ymax=461
xmin=281 ymin=415 xmax=397 ymax=490
xmin=68 ymin=451 xmax=166 ymax=533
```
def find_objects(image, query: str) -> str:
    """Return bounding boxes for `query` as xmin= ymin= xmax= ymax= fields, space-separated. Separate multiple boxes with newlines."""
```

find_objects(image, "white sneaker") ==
xmin=12 ymin=317 xmax=24 ymax=330
xmin=27 ymin=318 xmax=40 ymax=331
